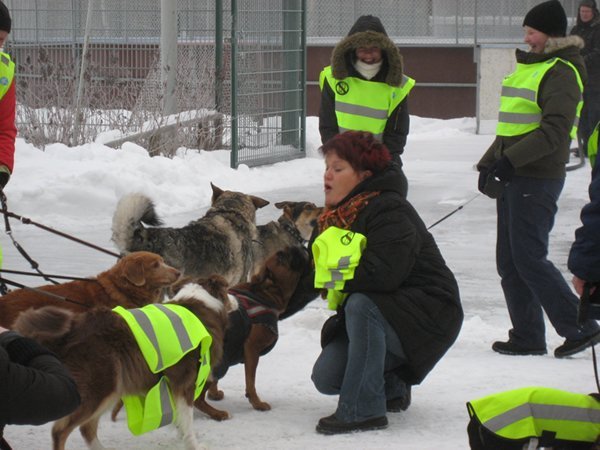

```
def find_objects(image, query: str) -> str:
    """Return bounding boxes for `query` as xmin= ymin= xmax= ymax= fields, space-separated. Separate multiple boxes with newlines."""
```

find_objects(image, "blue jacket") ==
xmin=568 ymin=161 xmax=600 ymax=282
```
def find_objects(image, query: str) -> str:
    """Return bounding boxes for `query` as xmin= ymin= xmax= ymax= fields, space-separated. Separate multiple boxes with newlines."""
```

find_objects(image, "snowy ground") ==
xmin=1 ymin=116 xmax=596 ymax=449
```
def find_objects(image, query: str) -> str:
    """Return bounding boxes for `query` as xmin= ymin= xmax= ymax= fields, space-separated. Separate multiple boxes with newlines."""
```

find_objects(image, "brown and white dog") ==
xmin=195 ymin=245 xmax=309 ymax=421
xmin=0 ymin=251 xmax=181 ymax=328
xmin=13 ymin=275 xmax=236 ymax=450
xmin=252 ymin=201 xmax=322 ymax=275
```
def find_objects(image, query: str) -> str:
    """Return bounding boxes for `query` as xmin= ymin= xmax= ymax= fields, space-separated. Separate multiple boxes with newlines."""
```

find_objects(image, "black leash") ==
xmin=427 ymin=193 xmax=481 ymax=230
xmin=0 ymin=207 xmax=119 ymax=258
xmin=0 ymin=188 xmax=59 ymax=285
xmin=0 ymin=276 xmax=91 ymax=308
xmin=0 ymin=268 xmax=91 ymax=282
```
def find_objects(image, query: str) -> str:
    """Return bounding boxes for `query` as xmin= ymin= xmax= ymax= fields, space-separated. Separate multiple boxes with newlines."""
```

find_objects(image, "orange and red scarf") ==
xmin=317 ymin=191 xmax=380 ymax=233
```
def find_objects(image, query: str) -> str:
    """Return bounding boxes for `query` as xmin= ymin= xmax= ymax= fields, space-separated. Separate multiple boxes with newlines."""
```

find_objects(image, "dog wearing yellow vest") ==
xmin=13 ymin=274 xmax=236 ymax=450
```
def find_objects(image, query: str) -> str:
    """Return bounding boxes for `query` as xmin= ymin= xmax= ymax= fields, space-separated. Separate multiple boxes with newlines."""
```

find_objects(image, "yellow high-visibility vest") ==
xmin=113 ymin=304 xmax=212 ymax=435
xmin=312 ymin=226 xmax=367 ymax=310
xmin=0 ymin=52 xmax=14 ymax=101
xmin=467 ymin=386 xmax=600 ymax=443
xmin=319 ymin=65 xmax=414 ymax=141
xmin=496 ymin=58 xmax=583 ymax=139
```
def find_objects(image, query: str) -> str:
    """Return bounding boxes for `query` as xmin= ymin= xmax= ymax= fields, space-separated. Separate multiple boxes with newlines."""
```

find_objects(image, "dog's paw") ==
xmin=251 ymin=400 xmax=271 ymax=411
xmin=207 ymin=389 xmax=224 ymax=401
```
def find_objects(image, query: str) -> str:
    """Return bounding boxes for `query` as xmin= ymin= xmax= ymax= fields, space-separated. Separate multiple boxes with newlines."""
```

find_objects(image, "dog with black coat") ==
xmin=194 ymin=245 xmax=309 ymax=421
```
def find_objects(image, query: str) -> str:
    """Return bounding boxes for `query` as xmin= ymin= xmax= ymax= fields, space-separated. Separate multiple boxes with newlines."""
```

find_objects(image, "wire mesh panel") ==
xmin=231 ymin=0 xmax=306 ymax=168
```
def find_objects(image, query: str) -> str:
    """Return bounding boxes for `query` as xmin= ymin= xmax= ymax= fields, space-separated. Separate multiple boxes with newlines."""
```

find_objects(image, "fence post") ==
xmin=72 ymin=0 xmax=94 ymax=146
xmin=156 ymin=0 xmax=177 ymax=156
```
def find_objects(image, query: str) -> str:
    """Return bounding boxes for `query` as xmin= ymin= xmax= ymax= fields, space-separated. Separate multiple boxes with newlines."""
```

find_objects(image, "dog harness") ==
xmin=212 ymin=289 xmax=279 ymax=380
xmin=113 ymin=304 xmax=212 ymax=435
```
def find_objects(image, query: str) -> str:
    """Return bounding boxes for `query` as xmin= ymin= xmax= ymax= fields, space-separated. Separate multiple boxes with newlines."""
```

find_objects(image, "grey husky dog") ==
xmin=111 ymin=183 xmax=269 ymax=284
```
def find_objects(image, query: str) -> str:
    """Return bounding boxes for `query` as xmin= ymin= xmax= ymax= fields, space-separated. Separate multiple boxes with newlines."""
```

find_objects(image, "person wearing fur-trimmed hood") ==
xmin=318 ymin=15 xmax=415 ymax=197
xmin=570 ymin=0 xmax=600 ymax=155
xmin=477 ymin=0 xmax=600 ymax=359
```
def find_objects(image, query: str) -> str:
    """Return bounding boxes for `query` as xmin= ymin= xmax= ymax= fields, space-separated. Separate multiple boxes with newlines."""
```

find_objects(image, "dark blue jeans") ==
xmin=311 ymin=293 xmax=408 ymax=422
xmin=496 ymin=176 xmax=599 ymax=348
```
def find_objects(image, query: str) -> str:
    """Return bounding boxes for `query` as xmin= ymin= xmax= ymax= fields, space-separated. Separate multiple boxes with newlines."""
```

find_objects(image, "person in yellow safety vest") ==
xmin=0 ymin=0 xmax=16 ymax=191
xmin=476 ymin=0 xmax=600 ymax=359
xmin=318 ymin=15 xmax=415 ymax=197
xmin=467 ymin=386 xmax=600 ymax=450
xmin=281 ymin=131 xmax=462 ymax=435
xmin=113 ymin=304 xmax=212 ymax=435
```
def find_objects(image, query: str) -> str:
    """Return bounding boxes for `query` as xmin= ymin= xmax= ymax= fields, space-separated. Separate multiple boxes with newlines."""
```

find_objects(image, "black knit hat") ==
xmin=523 ymin=0 xmax=567 ymax=37
xmin=0 ymin=1 xmax=10 ymax=34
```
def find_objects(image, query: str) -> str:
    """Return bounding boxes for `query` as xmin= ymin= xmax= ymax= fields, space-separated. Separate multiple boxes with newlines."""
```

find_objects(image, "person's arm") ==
xmin=345 ymin=197 xmax=418 ymax=293
xmin=0 ymin=79 xmax=16 ymax=184
xmin=0 ymin=327 xmax=80 ymax=426
xmin=318 ymin=77 xmax=339 ymax=145
xmin=581 ymin=27 xmax=600 ymax=71
xmin=569 ymin=161 xmax=600 ymax=286
xmin=382 ymin=97 xmax=409 ymax=157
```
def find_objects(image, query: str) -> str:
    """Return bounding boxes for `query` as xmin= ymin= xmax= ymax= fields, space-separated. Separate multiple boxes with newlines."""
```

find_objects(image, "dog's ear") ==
xmin=274 ymin=201 xmax=292 ymax=210
xmin=250 ymin=194 xmax=269 ymax=209
xmin=122 ymin=259 xmax=146 ymax=287
xmin=210 ymin=183 xmax=224 ymax=203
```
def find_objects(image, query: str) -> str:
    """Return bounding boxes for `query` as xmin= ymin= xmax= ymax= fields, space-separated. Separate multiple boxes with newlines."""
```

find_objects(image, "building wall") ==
xmin=307 ymin=45 xmax=477 ymax=119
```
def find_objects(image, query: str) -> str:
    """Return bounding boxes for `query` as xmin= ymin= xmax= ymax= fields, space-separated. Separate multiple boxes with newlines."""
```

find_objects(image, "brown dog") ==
xmin=195 ymin=245 xmax=309 ymax=421
xmin=13 ymin=275 xmax=235 ymax=450
xmin=0 ymin=251 xmax=181 ymax=328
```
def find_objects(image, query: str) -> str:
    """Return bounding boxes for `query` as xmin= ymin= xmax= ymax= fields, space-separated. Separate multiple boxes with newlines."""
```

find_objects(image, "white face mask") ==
xmin=353 ymin=59 xmax=382 ymax=80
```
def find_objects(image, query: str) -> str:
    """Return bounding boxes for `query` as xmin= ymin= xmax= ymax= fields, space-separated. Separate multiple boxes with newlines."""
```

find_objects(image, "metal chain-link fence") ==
xmin=4 ymin=0 xmax=587 ymax=166
xmin=307 ymin=0 xmax=581 ymax=44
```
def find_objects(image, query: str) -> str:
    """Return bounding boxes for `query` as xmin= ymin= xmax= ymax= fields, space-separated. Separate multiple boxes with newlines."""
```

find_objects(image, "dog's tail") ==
xmin=111 ymin=193 xmax=163 ymax=252
xmin=12 ymin=306 xmax=75 ymax=344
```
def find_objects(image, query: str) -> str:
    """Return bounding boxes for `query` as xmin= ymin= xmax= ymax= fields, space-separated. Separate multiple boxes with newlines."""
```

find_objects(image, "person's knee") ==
xmin=344 ymin=293 xmax=376 ymax=318
xmin=311 ymin=365 xmax=339 ymax=395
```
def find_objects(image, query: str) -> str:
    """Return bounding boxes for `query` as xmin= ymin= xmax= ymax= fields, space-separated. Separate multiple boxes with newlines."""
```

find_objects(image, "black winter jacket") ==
xmin=571 ymin=12 xmax=600 ymax=92
xmin=319 ymin=15 xmax=410 ymax=161
xmin=0 ymin=331 xmax=80 ymax=448
xmin=284 ymin=163 xmax=463 ymax=385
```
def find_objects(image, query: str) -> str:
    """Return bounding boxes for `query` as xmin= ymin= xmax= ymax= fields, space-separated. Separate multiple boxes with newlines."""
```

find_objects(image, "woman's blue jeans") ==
xmin=311 ymin=293 xmax=408 ymax=422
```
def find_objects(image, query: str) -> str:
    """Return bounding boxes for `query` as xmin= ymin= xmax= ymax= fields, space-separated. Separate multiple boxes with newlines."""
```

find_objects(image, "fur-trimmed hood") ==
xmin=544 ymin=34 xmax=585 ymax=53
xmin=330 ymin=16 xmax=404 ymax=87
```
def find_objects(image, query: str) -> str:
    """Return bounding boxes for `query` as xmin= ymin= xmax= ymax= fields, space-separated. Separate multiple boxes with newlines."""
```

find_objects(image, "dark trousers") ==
xmin=496 ymin=176 xmax=599 ymax=348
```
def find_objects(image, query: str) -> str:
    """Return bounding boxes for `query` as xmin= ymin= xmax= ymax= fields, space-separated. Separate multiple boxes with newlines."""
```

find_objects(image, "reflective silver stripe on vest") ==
xmin=497 ymin=111 xmax=542 ymax=125
xmin=154 ymin=304 xmax=194 ymax=353
xmin=484 ymin=403 xmax=600 ymax=432
xmin=129 ymin=305 xmax=195 ymax=372
xmin=501 ymin=86 xmax=537 ymax=102
xmin=129 ymin=309 xmax=165 ymax=371
xmin=338 ymin=126 xmax=383 ymax=141
xmin=324 ymin=281 xmax=336 ymax=289
xmin=400 ymin=74 xmax=411 ymax=88
xmin=335 ymin=101 xmax=389 ymax=120
xmin=158 ymin=377 xmax=174 ymax=427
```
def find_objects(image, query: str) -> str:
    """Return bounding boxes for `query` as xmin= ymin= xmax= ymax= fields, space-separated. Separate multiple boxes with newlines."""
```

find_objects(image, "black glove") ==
xmin=489 ymin=156 xmax=515 ymax=183
xmin=0 ymin=171 xmax=9 ymax=189
xmin=478 ymin=169 xmax=488 ymax=194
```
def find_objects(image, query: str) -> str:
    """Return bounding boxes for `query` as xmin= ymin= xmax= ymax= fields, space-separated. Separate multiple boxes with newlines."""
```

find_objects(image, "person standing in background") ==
xmin=0 ymin=1 xmax=15 ymax=191
xmin=318 ymin=15 xmax=415 ymax=197
xmin=477 ymin=0 xmax=600 ymax=358
xmin=570 ymin=0 xmax=600 ymax=156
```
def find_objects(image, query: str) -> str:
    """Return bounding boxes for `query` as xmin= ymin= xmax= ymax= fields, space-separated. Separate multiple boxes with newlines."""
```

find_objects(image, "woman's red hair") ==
xmin=320 ymin=131 xmax=391 ymax=174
